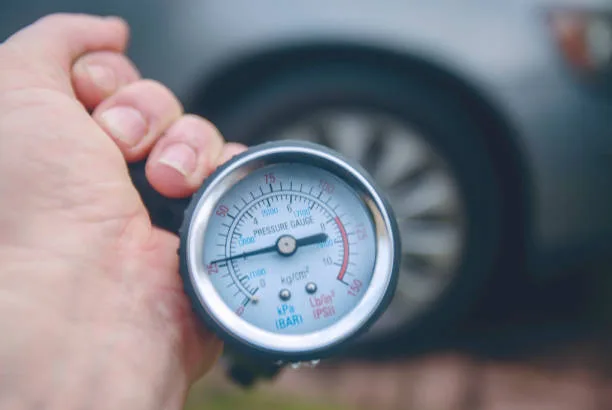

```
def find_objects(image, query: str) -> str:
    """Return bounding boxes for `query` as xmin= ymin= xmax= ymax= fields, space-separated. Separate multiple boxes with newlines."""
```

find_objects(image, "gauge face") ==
xmin=201 ymin=163 xmax=377 ymax=335
xmin=182 ymin=141 xmax=399 ymax=359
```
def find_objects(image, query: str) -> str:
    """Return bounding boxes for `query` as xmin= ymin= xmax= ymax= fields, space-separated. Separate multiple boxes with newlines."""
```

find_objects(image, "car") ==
xmin=2 ymin=0 xmax=611 ymax=357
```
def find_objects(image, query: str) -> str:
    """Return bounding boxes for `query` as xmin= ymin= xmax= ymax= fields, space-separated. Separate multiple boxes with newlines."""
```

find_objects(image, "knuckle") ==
xmin=133 ymin=79 xmax=183 ymax=111
xmin=135 ymin=78 xmax=174 ymax=96
xmin=182 ymin=114 xmax=222 ymax=138
xmin=165 ymin=115 xmax=224 ymax=152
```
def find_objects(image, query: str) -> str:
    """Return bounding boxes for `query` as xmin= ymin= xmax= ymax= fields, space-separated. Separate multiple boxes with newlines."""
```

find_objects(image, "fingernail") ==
xmin=99 ymin=106 xmax=147 ymax=147
xmin=158 ymin=143 xmax=197 ymax=176
xmin=85 ymin=64 xmax=116 ymax=93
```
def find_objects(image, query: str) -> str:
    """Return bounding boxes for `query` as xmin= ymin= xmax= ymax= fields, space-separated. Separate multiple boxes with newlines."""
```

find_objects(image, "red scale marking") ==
xmin=334 ymin=216 xmax=349 ymax=282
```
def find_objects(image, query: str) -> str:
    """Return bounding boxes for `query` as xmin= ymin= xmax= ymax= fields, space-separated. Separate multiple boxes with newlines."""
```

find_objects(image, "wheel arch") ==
xmin=190 ymin=43 xmax=533 ymax=276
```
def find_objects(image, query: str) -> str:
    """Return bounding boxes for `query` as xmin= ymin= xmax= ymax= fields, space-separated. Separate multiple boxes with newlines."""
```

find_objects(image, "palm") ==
xmin=0 ymin=78 xmax=209 ymax=375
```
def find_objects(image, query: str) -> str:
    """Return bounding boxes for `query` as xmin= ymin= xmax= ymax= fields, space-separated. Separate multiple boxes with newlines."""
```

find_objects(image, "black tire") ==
xmin=209 ymin=63 xmax=503 ymax=358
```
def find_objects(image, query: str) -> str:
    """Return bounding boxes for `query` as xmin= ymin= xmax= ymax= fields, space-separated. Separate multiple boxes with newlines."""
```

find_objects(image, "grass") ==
xmin=184 ymin=388 xmax=347 ymax=410
xmin=182 ymin=363 xmax=352 ymax=410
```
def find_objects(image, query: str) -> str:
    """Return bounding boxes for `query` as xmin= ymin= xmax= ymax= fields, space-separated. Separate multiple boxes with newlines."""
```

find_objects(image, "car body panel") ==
xmin=1 ymin=0 xmax=610 ymax=275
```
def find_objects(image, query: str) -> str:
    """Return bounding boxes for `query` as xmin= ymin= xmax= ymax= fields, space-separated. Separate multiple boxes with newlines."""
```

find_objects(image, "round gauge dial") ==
xmin=180 ymin=141 xmax=399 ymax=361
xmin=202 ymin=164 xmax=376 ymax=335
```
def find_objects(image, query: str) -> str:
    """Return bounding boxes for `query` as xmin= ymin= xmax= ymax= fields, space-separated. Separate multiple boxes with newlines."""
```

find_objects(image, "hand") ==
xmin=0 ymin=14 xmax=245 ymax=410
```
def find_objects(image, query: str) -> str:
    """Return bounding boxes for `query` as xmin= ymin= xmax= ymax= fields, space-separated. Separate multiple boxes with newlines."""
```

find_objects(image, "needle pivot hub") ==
xmin=277 ymin=235 xmax=297 ymax=256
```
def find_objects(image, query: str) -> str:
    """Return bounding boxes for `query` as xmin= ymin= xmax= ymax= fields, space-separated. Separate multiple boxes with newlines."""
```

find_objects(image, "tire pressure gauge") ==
xmin=179 ymin=141 xmax=400 ymax=363
xmin=131 ymin=141 xmax=400 ymax=374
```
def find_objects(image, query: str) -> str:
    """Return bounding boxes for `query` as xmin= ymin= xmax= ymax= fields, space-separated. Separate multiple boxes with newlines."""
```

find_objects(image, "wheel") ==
xmin=210 ymin=63 xmax=503 ymax=356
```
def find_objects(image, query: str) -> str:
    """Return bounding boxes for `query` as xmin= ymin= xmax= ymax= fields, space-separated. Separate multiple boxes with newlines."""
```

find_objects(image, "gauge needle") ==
xmin=210 ymin=233 xmax=328 ymax=265
xmin=295 ymin=232 xmax=329 ymax=247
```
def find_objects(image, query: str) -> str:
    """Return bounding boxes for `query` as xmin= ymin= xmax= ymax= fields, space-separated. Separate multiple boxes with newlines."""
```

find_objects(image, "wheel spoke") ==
xmin=391 ymin=171 xmax=460 ymax=220
xmin=371 ymin=127 xmax=429 ymax=188
xmin=400 ymin=221 xmax=461 ymax=270
xmin=276 ymin=124 xmax=320 ymax=142
xmin=399 ymin=268 xmax=446 ymax=304
xmin=319 ymin=113 xmax=374 ymax=163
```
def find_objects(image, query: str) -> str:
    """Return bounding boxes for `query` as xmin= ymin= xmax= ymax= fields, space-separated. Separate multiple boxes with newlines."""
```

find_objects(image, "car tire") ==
xmin=209 ymin=63 xmax=503 ymax=357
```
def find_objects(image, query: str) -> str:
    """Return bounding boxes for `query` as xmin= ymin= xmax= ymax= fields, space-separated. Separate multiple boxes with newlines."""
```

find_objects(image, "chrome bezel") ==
xmin=185 ymin=143 xmax=397 ymax=355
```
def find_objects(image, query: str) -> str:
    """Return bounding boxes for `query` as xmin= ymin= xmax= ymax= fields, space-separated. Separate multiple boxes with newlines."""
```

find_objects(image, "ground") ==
xmin=184 ymin=339 xmax=612 ymax=410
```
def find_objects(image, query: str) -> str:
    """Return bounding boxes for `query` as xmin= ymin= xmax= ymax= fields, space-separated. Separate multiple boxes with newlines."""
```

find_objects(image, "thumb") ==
xmin=1 ymin=13 xmax=129 ymax=93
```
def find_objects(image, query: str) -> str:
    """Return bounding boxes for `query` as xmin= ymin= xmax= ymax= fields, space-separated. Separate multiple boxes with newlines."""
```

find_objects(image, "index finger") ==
xmin=5 ymin=13 xmax=129 ymax=73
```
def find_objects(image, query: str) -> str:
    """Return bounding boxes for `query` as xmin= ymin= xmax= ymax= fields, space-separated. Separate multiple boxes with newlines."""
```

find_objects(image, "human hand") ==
xmin=0 ymin=13 xmax=245 ymax=410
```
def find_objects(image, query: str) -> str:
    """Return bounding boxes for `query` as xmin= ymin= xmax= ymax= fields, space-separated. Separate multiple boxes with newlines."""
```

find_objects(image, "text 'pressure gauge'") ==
xmin=177 ymin=141 xmax=400 ymax=363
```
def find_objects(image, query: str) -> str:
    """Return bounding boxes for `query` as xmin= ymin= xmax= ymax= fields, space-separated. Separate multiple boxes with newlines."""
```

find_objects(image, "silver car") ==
xmin=3 ymin=0 xmax=611 ymax=352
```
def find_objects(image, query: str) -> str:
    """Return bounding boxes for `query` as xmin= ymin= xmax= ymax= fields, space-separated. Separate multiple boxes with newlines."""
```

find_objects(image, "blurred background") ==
xmin=2 ymin=0 xmax=612 ymax=408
